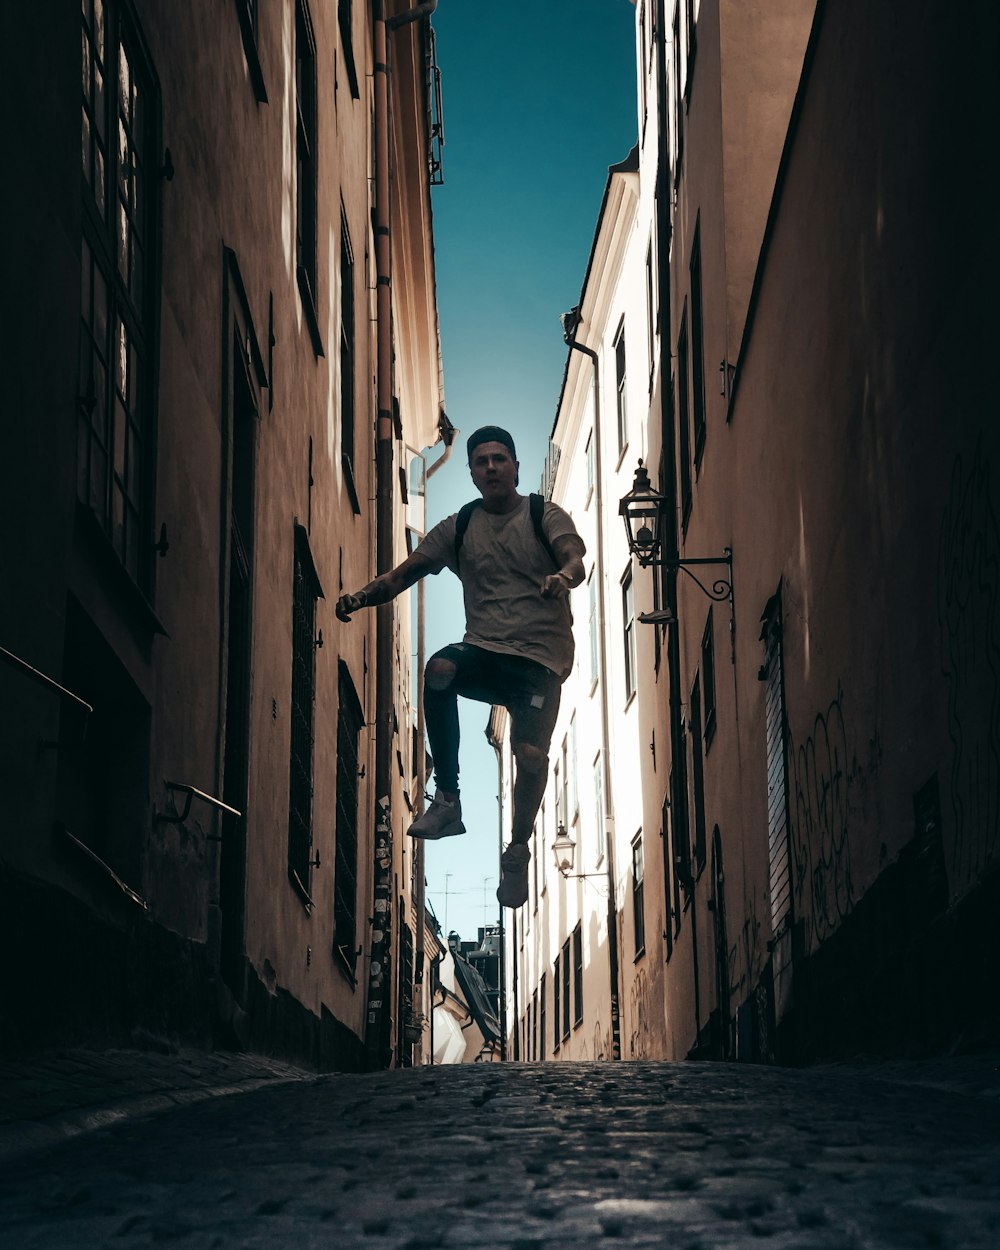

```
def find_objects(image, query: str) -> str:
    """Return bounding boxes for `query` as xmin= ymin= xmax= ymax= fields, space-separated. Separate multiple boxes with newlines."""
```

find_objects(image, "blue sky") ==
xmin=417 ymin=1 xmax=638 ymax=943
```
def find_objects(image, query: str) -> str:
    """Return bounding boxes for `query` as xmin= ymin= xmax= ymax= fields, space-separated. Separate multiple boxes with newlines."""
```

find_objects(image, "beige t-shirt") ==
xmin=415 ymin=497 xmax=584 ymax=679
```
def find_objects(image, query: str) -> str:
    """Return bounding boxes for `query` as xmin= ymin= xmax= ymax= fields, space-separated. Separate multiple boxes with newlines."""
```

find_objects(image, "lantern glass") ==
xmin=552 ymin=823 xmax=576 ymax=875
xmin=619 ymin=460 xmax=665 ymax=563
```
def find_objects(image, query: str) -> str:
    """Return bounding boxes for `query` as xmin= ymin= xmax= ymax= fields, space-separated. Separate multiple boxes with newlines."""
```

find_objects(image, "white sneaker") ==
xmin=408 ymin=793 xmax=465 ymax=841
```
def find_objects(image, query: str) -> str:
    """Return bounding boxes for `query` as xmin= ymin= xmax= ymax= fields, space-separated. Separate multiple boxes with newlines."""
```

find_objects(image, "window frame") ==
xmin=79 ymin=0 xmax=161 ymax=599
xmin=288 ymin=524 xmax=324 ymax=906
xmin=690 ymin=224 xmax=707 ymax=469
xmin=614 ymin=318 xmax=628 ymax=460
xmin=334 ymin=659 xmax=365 ymax=977
xmin=295 ymin=0 xmax=323 ymax=355
xmin=702 ymin=607 xmax=717 ymax=750
xmin=622 ymin=566 xmax=637 ymax=704
xmin=235 ymin=0 xmax=267 ymax=101
xmin=632 ymin=830 xmax=646 ymax=959
xmin=676 ymin=305 xmax=692 ymax=528
xmin=572 ymin=922 xmax=584 ymax=1027
xmin=339 ymin=207 xmax=360 ymax=511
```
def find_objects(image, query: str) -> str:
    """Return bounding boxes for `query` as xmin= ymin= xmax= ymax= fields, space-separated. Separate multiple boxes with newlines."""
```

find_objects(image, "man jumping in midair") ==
xmin=336 ymin=426 xmax=585 ymax=908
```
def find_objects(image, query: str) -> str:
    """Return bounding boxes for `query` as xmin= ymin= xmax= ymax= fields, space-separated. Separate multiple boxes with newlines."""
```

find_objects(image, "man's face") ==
xmin=469 ymin=441 xmax=519 ymax=499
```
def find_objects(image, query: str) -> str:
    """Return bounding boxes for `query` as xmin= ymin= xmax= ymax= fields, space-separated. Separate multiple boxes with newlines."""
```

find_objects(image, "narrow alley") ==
xmin=2 ymin=1055 xmax=1000 ymax=1248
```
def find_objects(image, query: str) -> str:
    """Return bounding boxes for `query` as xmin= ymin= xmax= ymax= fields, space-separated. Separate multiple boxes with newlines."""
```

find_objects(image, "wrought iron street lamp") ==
xmin=552 ymin=823 xmax=607 ymax=881
xmin=619 ymin=460 xmax=734 ymax=629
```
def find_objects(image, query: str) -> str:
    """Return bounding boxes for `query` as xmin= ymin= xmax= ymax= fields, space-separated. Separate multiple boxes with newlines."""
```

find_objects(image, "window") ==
xmin=588 ymin=569 xmax=599 ymax=690
xmin=554 ymin=759 xmax=563 ymax=830
xmin=289 ymin=526 xmax=323 ymax=903
xmin=670 ymin=751 xmax=689 ymax=933
xmin=690 ymin=226 xmax=706 ymax=466
xmin=572 ymin=922 xmax=584 ymax=1026
xmin=561 ymin=937 xmax=571 ymax=1039
xmin=539 ymin=973 xmax=547 ymax=1061
xmin=585 ymin=431 xmax=594 ymax=505
xmin=340 ymin=209 xmax=359 ymax=510
xmin=661 ymin=792 xmax=673 ymax=957
xmin=685 ymin=0 xmax=698 ymax=88
xmin=338 ymin=0 xmax=360 ymax=99
xmin=532 ymin=987 xmax=539 ymax=1061
xmin=235 ymin=0 xmax=267 ymax=101
xmin=539 ymin=797 xmax=547 ymax=894
xmin=689 ymin=676 xmax=707 ymax=876
xmin=622 ymin=568 xmax=637 ymax=702
xmin=532 ymin=813 xmax=539 ymax=911
xmin=646 ymin=238 xmax=657 ymax=390
xmin=334 ymin=661 xmax=364 ymax=973
xmin=677 ymin=306 xmax=692 ymax=524
xmin=672 ymin=6 xmax=684 ymax=180
xmin=295 ymin=0 xmax=322 ymax=353
xmin=614 ymin=319 xmax=628 ymax=456
xmin=632 ymin=832 xmax=646 ymax=957
xmin=79 ymin=0 xmax=159 ymax=590
xmin=553 ymin=952 xmax=561 ymax=1052
xmin=569 ymin=713 xmax=578 ymax=823
xmin=702 ymin=608 xmax=717 ymax=749
xmin=560 ymin=734 xmax=569 ymax=831
xmin=761 ymin=589 xmax=794 ymax=954
xmin=638 ymin=1 xmax=648 ymax=131
xmin=593 ymin=753 xmax=605 ymax=862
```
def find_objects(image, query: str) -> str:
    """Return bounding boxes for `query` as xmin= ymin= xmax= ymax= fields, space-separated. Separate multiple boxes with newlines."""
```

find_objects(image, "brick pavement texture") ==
xmin=1 ymin=1058 xmax=999 ymax=1248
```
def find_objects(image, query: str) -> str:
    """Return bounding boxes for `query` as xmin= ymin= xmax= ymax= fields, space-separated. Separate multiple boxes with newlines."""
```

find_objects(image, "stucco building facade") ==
xmin=507 ymin=0 xmax=999 ymax=1063
xmin=1 ymin=0 xmax=446 ymax=1069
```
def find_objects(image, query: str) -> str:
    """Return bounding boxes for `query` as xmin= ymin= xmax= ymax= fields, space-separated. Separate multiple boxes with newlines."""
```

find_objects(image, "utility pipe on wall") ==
xmin=563 ymin=323 xmax=622 ymax=1063
xmin=654 ymin=0 xmax=701 ymax=1049
xmin=365 ymin=0 xmax=442 ymax=1071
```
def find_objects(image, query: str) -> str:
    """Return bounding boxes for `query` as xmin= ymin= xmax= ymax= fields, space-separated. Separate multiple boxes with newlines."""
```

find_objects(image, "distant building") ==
xmin=1 ymin=1 xmax=447 ymax=1068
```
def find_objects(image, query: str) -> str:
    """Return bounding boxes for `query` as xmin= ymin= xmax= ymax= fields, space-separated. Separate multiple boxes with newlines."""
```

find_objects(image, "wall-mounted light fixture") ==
xmin=552 ymin=823 xmax=606 ymax=881
xmin=619 ymin=460 xmax=734 ymax=631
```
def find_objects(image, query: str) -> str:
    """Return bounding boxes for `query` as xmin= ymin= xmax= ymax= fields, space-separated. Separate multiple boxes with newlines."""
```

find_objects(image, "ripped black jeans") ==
xmin=424 ymin=643 xmax=562 ymax=795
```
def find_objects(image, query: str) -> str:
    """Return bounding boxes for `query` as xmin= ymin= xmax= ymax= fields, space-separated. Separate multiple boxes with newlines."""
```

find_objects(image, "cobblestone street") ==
xmin=1 ymin=1054 xmax=999 ymax=1248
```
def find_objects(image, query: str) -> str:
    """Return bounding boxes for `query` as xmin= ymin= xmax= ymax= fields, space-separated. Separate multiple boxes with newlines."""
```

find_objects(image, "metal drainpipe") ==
xmin=563 ymin=331 xmax=622 ymax=1063
xmin=414 ymin=418 xmax=457 ymax=1060
xmin=365 ymin=0 xmax=397 ymax=1071
xmin=386 ymin=0 xmax=438 ymax=29
xmin=490 ymin=732 xmax=509 ymax=1060
xmin=654 ymin=0 xmax=701 ymax=1048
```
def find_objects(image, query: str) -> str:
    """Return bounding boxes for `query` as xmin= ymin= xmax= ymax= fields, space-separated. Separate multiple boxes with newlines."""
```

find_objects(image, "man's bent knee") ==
xmin=512 ymin=741 xmax=549 ymax=774
xmin=425 ymin=658 xmax=457 ymax=691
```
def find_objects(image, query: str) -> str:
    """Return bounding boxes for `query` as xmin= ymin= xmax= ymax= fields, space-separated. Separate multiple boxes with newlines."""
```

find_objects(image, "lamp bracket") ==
xmin=637 ymin=548 xmax=733 ymax=604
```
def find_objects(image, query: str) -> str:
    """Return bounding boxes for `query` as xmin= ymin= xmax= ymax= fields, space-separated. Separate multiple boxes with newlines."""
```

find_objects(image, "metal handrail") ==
xmin=59 ymin=825 xmax=148 ymax=912
xmin=1 ymin=644 xmax=92 ymax=749
xmin=153 ymin=782 xmax=242 ymax=826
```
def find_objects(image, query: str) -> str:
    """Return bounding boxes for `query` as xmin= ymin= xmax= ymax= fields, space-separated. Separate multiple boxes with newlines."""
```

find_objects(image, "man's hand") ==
xmin=336 ymin=590 xmax=367 ymax=622
xmin=540 ymin=572 xmax=573 ymax=600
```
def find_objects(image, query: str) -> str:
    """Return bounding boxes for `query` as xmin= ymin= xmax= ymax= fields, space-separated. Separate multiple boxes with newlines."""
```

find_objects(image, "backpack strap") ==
xmin=529 ymin=493 xmax=560 ymax=570
xmin=454 ymin=493 xmax=560 ymax=570
xmin=454 ymin=499 xmax=482 ymax=566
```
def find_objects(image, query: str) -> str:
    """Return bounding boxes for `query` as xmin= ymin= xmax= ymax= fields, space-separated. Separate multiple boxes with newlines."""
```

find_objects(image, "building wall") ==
xmin=0 ymin=0 xmax=443 ymax=1066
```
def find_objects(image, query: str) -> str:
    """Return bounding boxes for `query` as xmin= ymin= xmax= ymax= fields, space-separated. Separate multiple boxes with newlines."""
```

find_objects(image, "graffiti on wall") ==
xmin=937 ymin=439 xmax=1000 ymax=891
xmin=728 ymin=885 xmax=763 ymax=1002
xmin=786 ymin=683 xmax=872 ymax=948
xmin=628 ymin=963 xmax=654 ymax=1059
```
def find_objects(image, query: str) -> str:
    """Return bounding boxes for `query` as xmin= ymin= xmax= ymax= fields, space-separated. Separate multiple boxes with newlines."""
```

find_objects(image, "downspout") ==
xmin=413 ymin=415 xmax=455 ymax=1056
xmin=654 ymin=0 xmax=701 ymax=1046
xmin=489 ymin=731 xmax=509 ymax=1061
xmin=562 ymin=326 xmax=622 ymax=1063
xmin=365 ymin=0 xmax=393 ymax=1071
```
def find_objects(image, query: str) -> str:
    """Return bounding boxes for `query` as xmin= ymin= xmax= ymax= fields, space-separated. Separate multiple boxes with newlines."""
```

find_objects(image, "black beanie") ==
xmin=466 ymin=425 xmax=517 ymax=461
